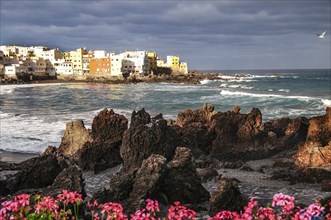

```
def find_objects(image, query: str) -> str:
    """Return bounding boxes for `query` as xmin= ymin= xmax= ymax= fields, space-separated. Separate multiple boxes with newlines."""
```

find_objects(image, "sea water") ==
xmin=0 ymin=69 xmax=330 ymax=154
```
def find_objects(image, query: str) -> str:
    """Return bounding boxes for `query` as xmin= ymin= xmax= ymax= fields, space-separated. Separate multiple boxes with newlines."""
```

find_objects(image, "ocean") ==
xmin=0 ymin=69 xmax=330 ymax=154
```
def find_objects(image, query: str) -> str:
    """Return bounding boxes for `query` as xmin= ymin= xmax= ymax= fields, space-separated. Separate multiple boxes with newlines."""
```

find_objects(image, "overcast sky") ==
xmin=1 ymin=0 xmax=330 ymax=70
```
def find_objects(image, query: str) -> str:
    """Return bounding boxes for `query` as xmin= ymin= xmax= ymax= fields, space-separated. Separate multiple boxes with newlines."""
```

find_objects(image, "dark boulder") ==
xmin=127 ymin=154 xmax=167 ymax=213
xmin=209 ymin=176 xmax=247 ymax=216
xmin=160 ymin=147 xmax=210 ymax=209
xmin=46 ymin=164 xmax=85 ymax=197
xmin=94 ymin=148 xmax=209 ymax=213
xmin=0 ymin=155 xmax=62 ymax=196
xmin=93 ymin=169 xmax=137 ymax=204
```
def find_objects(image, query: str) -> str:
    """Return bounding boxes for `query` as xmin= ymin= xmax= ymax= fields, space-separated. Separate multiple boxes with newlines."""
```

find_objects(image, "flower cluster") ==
xmin=1 ymin=191 xmax=331 ymax=220
xmin=167 ymin=201 xmax=197 ymax=220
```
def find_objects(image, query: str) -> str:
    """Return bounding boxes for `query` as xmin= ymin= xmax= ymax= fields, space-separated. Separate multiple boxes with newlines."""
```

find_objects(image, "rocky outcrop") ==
xmin=210 ymin=107 xmax=308 ymax=161
xmin=295 ymin=107 xmax=331 ymax=168
xmin=58 ymin=120 xmax=92 ymax=157
xmin=172 ymin=103 xmax=218 ymax=156
xmin=159 ymin=147 xmax=210 ymax=209
xmin=210 ymin=108 xmax=266 ymax=160
xmin=0 ymin=155 xmax=62 ymax=196
xmin=46 ymin=164 xmax=85 ymax=197
xmin=127 ymin=154 xmax=167 ymax=212
xmin=120 ymin=109 xmax=183 ymax=171
xmin=78 ymin=109 xmax=128 ymax=173
xmin=95 ymin=147 xmax=209 ymax=213
xmin=176 ymin=103 xmax=218 ymax=127
xmin=209 ymin=176 xmax=247 ymax=216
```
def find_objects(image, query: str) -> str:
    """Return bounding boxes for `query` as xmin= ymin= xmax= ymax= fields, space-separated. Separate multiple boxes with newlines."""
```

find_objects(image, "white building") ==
xmin=120 ymin=51 xmax=148 ymax=75
xmin=110 ymin=53 xmax=123 ymax=77
xmin=4 ymin=64 xmax=27 ymax=77
xmin=30 ymin=47 xmax=62 ymax=64
xmin=53 ymin=59 xmax=73 ymax=75
xmin=94 ymin=50 xmax=108 ymax=59
xmin=0 ymin=45 xmax=29 ymax=57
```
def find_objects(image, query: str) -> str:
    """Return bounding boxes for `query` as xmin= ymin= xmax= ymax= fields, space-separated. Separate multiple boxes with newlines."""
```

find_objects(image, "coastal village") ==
xmin=0 ymin=45 xmax=189 ymax=81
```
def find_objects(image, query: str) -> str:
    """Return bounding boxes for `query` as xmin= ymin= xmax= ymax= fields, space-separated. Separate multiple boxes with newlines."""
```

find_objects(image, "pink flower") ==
xmin=35 ymin=196 xmax=59 ymax=214
xmin=272 ymin=193 xmax=295 ymax=215
xmin=57 ymin=189 xmax=83 ymax=205
xmin=15 ymin=194 xmax=30 ymax=207
xmin=168 ymin=201 xmax=196 ymax=220
xmin=209 ymin=210 xmax=240 ymax=220
xmin=146 ymin=199 xmax=160 ymax=213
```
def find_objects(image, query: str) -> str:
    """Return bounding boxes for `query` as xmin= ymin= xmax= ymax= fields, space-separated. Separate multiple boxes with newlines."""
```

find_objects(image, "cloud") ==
xmin=0 ymin=0 xmax=330 ymax=69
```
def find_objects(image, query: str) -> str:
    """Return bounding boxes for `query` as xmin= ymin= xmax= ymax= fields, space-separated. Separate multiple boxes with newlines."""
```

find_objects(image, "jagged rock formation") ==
xmin=95 ymin=148 xmax=209 ymax=214
xmin=295 ymin=107 xmax=331 ymax=168
xmin=58 ymin=120 xmax=92 ymax=157
xmin=120 ymin=109 xmax=184 ymax=171
xmin=78 ymin=109 xmax=128 ymax=173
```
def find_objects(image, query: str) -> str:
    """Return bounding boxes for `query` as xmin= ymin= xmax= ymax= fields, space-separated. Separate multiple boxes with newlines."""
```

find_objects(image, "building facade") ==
xmin=121 ymin=51 xmax=147 ymax=75
xmin=89 ymin=58 xmax=111 ymax=76
xmin=70 ymin=48 xmax=86 ymax=75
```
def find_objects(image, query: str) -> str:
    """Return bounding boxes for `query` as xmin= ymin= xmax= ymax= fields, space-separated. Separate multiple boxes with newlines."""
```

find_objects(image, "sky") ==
xmin=0 ymin=0 xmax=330 ymax=70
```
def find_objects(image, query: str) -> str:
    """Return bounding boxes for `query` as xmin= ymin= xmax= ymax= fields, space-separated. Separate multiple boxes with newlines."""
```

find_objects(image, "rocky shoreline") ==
xmin=0 ymin=104 xmax=330 ymax=217
xmin=0 ymin=71 xmax=218 ymax=85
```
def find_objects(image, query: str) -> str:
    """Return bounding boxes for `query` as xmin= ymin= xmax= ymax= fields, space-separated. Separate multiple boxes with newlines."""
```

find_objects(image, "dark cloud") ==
xmin=0 ymin=0 xmax=330 ymax=69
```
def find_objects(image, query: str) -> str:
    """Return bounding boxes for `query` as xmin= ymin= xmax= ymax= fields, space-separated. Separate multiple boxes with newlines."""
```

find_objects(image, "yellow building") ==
xmin=166 ymin=55 xmax=180 ymax=68
xmin=147 ymin=52 xmax=157 ymax=74
xmin=70 ymin=48 xmax=86 ymax=75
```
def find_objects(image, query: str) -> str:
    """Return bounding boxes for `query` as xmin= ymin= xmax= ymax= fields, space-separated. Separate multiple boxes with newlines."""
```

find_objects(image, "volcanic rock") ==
xmin=58 ymin=120 xmax=92 ymax=157
xmin=120 ymin=109 xmax=183 ymax=171
xmin=196 ymin=168 xmax=219 ymax=183
xmin=127 ymin=154 xmax=167 ymax=212
xmin=295 ymin=107 xmax=331 ymax=168
xmin=78 ymin=109 xmax=128 ymax=173
xmin=209 ymin=176 xmax=247 ymax=216
xmin=46 ymin=164 xmax=85 ymax=197
xmin=172 ymin=103 xmax=218 ymax=156
xmin=160 ymin=147 xmax=210 ymax=209
xmin=0 ymin=154 xmax=62 ymax=196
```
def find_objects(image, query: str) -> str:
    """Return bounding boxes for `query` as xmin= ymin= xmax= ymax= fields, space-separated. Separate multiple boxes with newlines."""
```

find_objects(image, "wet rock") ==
xmin=120 ymin=109 xmax=183 ymax=171
xmin=58 ymin=120 xmax=92 ymax=157
xmin=209 ymin=176 xmax=247 ymax=216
